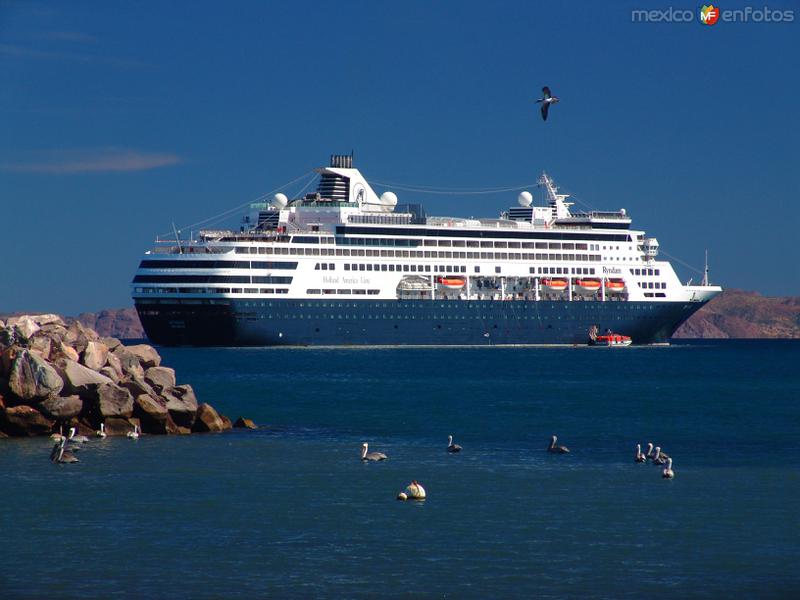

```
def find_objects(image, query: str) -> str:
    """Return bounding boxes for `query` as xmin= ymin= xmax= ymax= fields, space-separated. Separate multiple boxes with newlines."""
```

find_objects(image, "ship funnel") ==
xmin=330 ymin=154 xmax=353 ymax=168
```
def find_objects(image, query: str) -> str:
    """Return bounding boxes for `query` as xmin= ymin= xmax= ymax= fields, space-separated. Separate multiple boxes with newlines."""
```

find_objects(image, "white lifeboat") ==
xmin=574 ymin=279 xmax=601 ymax=292
xmin=541 ymin=278 xmax=568 ymax=292
xmin=437 ymin=277 xmax=465 ymax=289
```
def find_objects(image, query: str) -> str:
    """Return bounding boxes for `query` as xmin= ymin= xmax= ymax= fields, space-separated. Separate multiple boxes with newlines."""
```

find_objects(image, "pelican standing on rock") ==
xmin=548 ymin=435 xmax=570 ymax=454
xmin=447 ymin=435 xmax=462 ymax=453
xmin=361 ymin=442 xmax=386 ymax=462
xmin=635 ymin=444 xmax=646 ymax=463
xmin=95 ymin=423 xmax=107 ymax=438
xmin=536 ymin=86 xmax=559 ymax=121
xmin=50 ymin=439 xmax=79 ymax=464
xmin=662 ymin=458 xmax=675 ymax=479
xmin=127 ymin=425 xmax=140 ymax=440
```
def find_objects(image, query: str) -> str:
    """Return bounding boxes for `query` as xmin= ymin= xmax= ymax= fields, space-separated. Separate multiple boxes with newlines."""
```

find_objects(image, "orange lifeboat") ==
xmin=541 ymin=278 xmax=568 ymax=292
xmin=437 ymin=277 xmax=465 ymax=289
xmin=575 ymin=279 xmax=601 ymax=292
xmin=605 ymin=279 xmax=626 ymax=292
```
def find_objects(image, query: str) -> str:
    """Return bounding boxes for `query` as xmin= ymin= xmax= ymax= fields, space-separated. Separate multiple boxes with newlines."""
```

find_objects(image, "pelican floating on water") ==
xmin=50 ymin=439 xmax=79 ymax=464
xmin=645 ymin=442 xmax=655 ymax=461
xmin=447 ymin=435 xmax=462 ymax=453
xmin=127 ymin=425 xmax=140 ymax=440
xmin=95 ymin=423 xmax=107 ymax=438
xmin=662 ymin=458 xmax=675 ymax=479
xmin=548 ymin=435 xmax=570 ymax=454
xmin=397 ymin=480 xmax=426 ymax=500
xmin=361 ymin=442 xmax=386 ymax=462
xmin=67 ymin=427 xmax=89 ymax=444
xmin=50 ymin=425 xmax=65 ymax=443
xmin=635 ymin=444 xmax=646 ymax=463
xmin=653 ymin=446 xmax=667 ymax=465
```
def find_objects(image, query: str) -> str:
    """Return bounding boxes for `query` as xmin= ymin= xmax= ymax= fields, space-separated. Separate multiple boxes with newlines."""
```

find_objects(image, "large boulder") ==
xmin=119 ymin=375 xmax=157 ymax=399
xmin=105 ymin=352 xmax=124 ymax=380
xmin=31 ymin=314 xmax=65 ymax=327
xmin=39 ymin=395 xmax=84 ymax=420
xmin=81 ymin=340 xmax=109 ymax=371
xmin=95 ymin=383 xmax=134 ymax=418
xmin=144 ymin=366 xmax=176 ymax=392
xmin=8 ymin=315 xmax=40 ymax=340
xmin=57 ymin=359 xmax=113 ymax=398
xmin=164 ymin=385 xmax=197 ymax=428
xmin=8 ymin=349 xmax=64 ymax=401
xmin=133 ymin=394 xmax=169 ymax=434
xmin=1 ymin=405 xmax=53 ymax=436
xmin=192 ymin=403 xmax=225 ymax=433
xmin=111 ymin=346 xmax=144 ymax=379
xmin=126 ymin=344 xmax=161 ymax=369
xmin=64 ymin=320 xmax=99 ymax=354
xmin=50 ymin=340 xmax=80 ymax=363
xmin=234 ymin=417 xmax=258 ymax=430
xmin=220 ymin=414 xmax=232 ymax=430
xmin=29 ymin=335 xmax=53 ymax=358
xmin=100 ymin=336 xmax=122 ymax=351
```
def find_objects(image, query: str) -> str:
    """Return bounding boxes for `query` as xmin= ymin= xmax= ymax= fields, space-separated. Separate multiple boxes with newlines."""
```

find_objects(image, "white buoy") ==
xmin=404 ymin=481 xmax=426 ymax=500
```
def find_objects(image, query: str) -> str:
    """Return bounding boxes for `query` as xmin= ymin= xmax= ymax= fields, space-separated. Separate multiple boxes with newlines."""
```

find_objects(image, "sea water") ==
xmin=2 ymin=340 xmax=798 ymax=599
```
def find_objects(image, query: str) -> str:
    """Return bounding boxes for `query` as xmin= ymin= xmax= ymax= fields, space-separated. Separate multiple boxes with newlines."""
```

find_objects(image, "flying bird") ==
xmin=536 ymin=86 xmax=559 ymax=121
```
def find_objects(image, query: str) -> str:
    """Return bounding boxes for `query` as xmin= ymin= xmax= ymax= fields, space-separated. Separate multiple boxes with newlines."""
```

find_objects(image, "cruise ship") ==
xmin=132 ymin=155 xmax=721 ymax=346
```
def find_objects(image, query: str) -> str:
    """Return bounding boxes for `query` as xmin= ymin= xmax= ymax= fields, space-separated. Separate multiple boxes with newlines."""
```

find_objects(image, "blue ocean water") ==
xmin=2 ymin=340 xmax=799 ymax=599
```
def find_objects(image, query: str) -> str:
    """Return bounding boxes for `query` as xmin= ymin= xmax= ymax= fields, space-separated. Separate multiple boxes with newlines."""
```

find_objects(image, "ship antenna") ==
xmin=701 ymin=249 xmax=709 ymax=286
xmin=172 ymin=222 xmax=183 ymax=255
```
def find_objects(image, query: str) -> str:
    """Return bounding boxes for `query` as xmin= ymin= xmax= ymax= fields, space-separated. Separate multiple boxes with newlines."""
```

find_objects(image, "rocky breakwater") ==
xmin=0 ymin=315 xmax=232 ymax=437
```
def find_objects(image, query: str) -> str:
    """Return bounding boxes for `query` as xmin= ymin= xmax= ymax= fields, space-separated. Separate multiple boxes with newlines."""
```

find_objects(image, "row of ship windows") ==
xmin=133 ymin=275 xmax=293 ymax=284
xmin=234 ymin=301 xmax=658 ymax=310
xmin=306 ymin=289 xmax=381 ymax=296
xmin=638 ymin=282 xmax=667 ymax=289
xmin=236 ymin=240 xmax=602 ymax=252
xmin=630 ymin=268 xmax=661 ymax=276
xmin=134 ymin=287 xmax=289 ymax=294
xmin=236 ymin=313 xmax=642 ymax=321
xmin=239 ymin=246 xmax=606 ymax=261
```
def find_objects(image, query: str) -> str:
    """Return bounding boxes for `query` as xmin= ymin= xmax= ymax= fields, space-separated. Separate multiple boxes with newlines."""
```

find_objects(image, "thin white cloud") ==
xmin=35 ymin=31 xmax=98 ymax=43
xmin=0 ymin=43 xmax=146 ymax=68
xmin=1 ymin=148 xmax=183 ymax=174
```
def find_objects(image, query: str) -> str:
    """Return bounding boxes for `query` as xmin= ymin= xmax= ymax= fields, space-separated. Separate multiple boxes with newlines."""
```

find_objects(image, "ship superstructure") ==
xmin=132 ymin=155 xmax=721 ymax=346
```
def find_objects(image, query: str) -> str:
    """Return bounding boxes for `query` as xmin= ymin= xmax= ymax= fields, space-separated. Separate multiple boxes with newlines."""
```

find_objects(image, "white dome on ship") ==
xmin=273 ymin=193 xmax=288 ymax=209
xmin=380 ymin=191 xmax=398 ymax=209
xmin=518 ymin=191 xmax=533 ymax=207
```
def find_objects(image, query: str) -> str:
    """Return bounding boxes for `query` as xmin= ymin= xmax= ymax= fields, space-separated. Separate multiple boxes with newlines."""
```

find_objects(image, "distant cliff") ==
xmin=673 ymin=289 xmax=800 ymax=339
xmin=71 ymin=308 xmax=144 ymax=340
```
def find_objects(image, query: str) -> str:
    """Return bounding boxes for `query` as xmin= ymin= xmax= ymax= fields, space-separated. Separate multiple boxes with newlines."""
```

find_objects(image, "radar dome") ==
xmin=273 ymin=193 xmax=288 ymax=209
xmin=620 ymin=208 xmax=626 ymax=216
xmin=518 ymin=191 xmax=533 ymax=207
xmin=380 ymin=191 xmax=398 ymax=209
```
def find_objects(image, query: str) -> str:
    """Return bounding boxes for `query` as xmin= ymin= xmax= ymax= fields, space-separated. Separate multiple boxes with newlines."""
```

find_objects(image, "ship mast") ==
xmin=701 ymin=249 xmax=709 ymax=286
xmin=537 ymin=172 xmax=573 ymax=220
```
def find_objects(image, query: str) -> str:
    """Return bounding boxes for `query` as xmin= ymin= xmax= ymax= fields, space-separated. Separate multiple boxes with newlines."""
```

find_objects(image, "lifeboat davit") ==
xmin=605 ymin=279 xmax=626 ymax=292
xmin=541 ymin=278 xmax=568 ymax=292
xmin=437 ymin=277 xmax=465 ymax=289
xmin=575 ymin=279 xmax=601 ymax=292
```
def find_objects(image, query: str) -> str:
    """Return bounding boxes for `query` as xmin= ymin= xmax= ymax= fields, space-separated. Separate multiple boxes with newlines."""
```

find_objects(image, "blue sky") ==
xmin=1 ymin=0 xmax=798 ymax=314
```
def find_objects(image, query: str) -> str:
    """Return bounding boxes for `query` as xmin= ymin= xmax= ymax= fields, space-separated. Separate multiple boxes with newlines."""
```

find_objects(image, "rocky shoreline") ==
xmin=0 ymin=314 xmax=236 ymax=438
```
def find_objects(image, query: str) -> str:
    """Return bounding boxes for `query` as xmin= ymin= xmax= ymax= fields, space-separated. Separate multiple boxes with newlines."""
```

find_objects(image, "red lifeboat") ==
xmin=437 ymin=277 xmax=465 ymax=289
xmin=575 ymin=279 xmax=601 ymax=292
xmin=605 ymin=279 xmax=626 ymax=292
xmin=593 ymin=333 xmax=632 ymax=347
xmin=541 ymin=278 xmax=568 ymax=291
